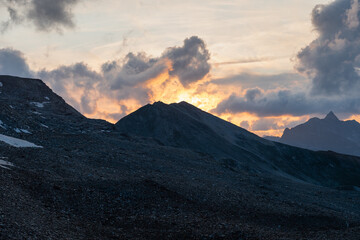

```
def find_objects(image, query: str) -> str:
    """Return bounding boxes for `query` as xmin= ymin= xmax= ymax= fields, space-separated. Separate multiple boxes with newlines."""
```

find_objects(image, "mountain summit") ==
xmin=324 ymin=111 xmax=339 ymax=121
xmin=278 ymin=111 xmax=360 ymax=157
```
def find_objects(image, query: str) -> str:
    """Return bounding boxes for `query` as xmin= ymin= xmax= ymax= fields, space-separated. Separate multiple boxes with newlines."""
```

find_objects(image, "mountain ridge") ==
xmin=274 ymin=111 xmax=360 ymax=157
xmin=116 ymin=102 xmax=360 ymax=188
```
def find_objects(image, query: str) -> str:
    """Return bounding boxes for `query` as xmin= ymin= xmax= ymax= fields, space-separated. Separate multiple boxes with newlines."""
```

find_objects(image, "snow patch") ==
xmin=30 ymin=102 xmax=50 ymax=108
xmin=0 ymin=120 xmax=7 ymax=130
xmin=44 ymin=97 xmax=50 ymax=100
xmin=20 ymin=129 xmax=31 ymax=134
xmin=0 ymin=82 xmax=3 ymax=87
xmin=0 ymin=157 xmax=13 ymax=170
xmin=9 ymin=105 xmax=14 ymax=109
xmin=14 ymin=128 xmax=31 ymax=134
xmin=0 ymin=134 xmax=43 ymax=148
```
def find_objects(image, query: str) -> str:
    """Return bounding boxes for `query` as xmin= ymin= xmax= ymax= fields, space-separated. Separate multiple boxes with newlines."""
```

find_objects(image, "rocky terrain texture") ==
xmin=1 ymin=75 xmax=360 ymax=239
xmin=266 ymin=111 xmax=360 ymax=157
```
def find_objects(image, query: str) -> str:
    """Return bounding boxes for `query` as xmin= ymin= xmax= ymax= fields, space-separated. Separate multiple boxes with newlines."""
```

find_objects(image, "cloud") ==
xmin=212 ymin=72 xmax=307 ymax=90
xmin=0 ymin=36 xmax=211 ymax=121
xmin=251 ymin=118 xmax=282 ymax=131
xmin=102 ymin=52 xmax=168 ymax=90
xmin=37 ymin=62 xmax=102 ymax=114
xmin=0 ymin=48 xmax=32 ymax=77
xmin=213 ymin=56 xmax=275 ymax=66
xmin=100 ymin=36 xmax=210 ymax=90
xmin=213 ymin=0 xmax=360 ymax=121
xmin=213 ymin=88 xmax=360 ymax=117
xmin=240 ymin=120 xmax=249 ymax=129
xmin=164 ymin=36 xmax=211 ymax=86
xmin=296 ymin=0 xmax=360 ymax=95
xmin=1 ymin=0 xmax=80 ymax=33
xmin=28 ymin=0 xmax=79 ymax=31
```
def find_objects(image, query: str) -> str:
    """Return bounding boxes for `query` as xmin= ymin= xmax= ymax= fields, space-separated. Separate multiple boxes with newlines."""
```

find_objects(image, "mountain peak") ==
xmin=324 ymin=111 xmax=339 ymax=121
xmin=152 ymin=101 xmax=166 ymax=106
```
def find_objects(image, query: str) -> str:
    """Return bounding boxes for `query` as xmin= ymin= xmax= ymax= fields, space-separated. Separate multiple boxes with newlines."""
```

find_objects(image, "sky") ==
xmin=1 ymin=0 xmax=360 ymax=137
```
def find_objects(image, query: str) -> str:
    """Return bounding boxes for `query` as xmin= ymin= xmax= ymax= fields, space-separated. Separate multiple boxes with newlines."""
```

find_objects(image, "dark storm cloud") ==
xmin=163 ymin=36 xmax=211 ymax=86
xmin=0 ymin=48 xmax=32 ymax=77
xmin=296 ymin=0 xmax=360 ymax=95
xmin=213 ymin=88 xmax=360 ymax=117
xmin=1 ymin=0 xmax=80 ymax=32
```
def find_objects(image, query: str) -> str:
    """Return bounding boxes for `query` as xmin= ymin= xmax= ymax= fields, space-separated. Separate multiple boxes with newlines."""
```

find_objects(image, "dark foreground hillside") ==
xmin=1 ymin=76 xmax=360 ymax=239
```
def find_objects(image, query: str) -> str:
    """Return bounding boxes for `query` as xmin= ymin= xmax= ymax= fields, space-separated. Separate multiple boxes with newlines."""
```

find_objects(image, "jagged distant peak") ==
xmin=324 ymin=111 xmax=339 ymax=121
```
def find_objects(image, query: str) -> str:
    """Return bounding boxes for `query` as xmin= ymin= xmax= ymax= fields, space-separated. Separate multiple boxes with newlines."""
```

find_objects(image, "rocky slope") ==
xmin=116 ymin=101 xmax=360 ymax=189
xmin=0 ymin=75 xmax=112 ymax=139
xmin=1 ymin=75 xmax=360 ymax=239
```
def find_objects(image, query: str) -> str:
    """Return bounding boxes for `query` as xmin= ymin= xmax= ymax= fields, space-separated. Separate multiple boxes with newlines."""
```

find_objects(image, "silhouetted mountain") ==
xmin=0 ymin=75 xmax=112 ymax=139
xmin=116 ymin=101 xmax=268 ymax=164
xmin=116 ymin=102 xmax=360 ymax=188
xmin=278 ymin=111 xmax=360 ymax=157
xmin=1 ymin=75 xmax=360 ymax=239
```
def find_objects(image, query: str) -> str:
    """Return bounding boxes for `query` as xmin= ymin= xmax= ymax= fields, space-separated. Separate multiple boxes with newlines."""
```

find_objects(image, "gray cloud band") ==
xmin=213 ymin=88 xmax=360 ymax=117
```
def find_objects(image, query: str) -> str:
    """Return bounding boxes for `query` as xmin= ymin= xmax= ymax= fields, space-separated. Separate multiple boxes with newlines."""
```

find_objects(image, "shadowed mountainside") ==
xmin=1 ymin=75 xmax=360 ymax=239
xmin=116 ymin=101 xmax=360 ymax=189
xmin=0 ymin=75 xmax=113 ymax=137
